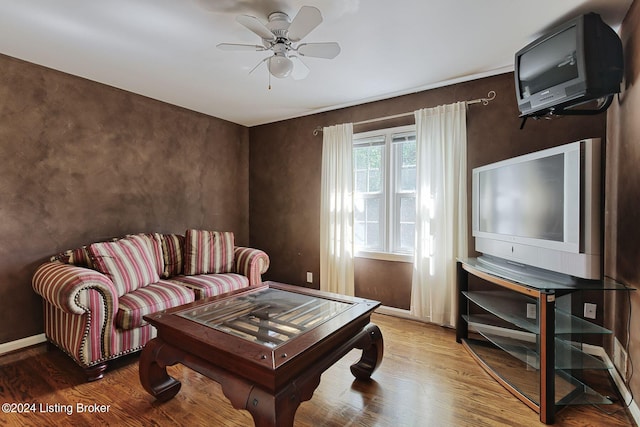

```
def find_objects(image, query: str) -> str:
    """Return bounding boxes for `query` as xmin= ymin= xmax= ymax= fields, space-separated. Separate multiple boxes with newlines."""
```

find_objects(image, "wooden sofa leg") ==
xmin=85 ymin=363 xmax=108 ymax=382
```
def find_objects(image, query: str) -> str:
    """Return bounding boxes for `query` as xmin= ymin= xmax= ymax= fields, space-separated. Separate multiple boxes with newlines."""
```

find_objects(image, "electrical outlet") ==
xmin=306 ymin=272 xmax=313 ymax=283
xmin=526 ymin=304 xmax=537 ymax=319
xmin=584 ymin=303 xmax=597 ymax=319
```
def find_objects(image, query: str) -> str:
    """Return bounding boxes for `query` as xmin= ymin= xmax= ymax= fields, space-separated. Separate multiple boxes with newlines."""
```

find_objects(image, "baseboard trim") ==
xmin=375 ymin=305 xmax=414 ymax=320
xmin=584 ymin=344 xmax=640 ymax=424
xmin=0 ymin=333 xmax=47 ymax=356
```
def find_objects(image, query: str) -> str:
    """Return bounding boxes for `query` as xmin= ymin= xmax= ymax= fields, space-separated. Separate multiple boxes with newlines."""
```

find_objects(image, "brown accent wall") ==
xmin=355 ymin=259 xmax=412 ymax=310
xmin=0 ymin=54 xmax=249 ymax=344
xmin=1 ymin=30 xmax=623 ymax=353
xmin=605 ymin=0 xmax=640 ymax=404
xmin=249 ymin=72 xmax=606 ymax=308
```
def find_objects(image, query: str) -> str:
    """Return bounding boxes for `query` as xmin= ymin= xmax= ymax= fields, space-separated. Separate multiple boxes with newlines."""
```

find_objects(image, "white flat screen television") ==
xmin=472 ymin=138 xmax=602 ymax=280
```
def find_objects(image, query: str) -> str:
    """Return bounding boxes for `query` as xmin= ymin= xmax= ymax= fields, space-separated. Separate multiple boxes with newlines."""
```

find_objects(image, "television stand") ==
xmin=456 ymin=257 xmax=633 ymax=424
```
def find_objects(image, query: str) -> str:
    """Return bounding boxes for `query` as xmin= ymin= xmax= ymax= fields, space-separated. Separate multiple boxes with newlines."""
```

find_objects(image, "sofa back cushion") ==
xmin=183 ymin=229 xmax=235 ymax=275
xmin=51 ymin=246 xmax=93 ymax=268
xmin=89 ymin=234 xmax=161 ymax=296
xmin=125 ymin=233 xmax=164 ymax=277
xmin=160 ymin=234 xmax=185 ymax=278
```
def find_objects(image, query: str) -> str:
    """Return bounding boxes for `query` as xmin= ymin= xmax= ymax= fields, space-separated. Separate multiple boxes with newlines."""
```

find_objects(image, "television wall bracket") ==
xmin=519 ymin=94 xmax=614 ymax=129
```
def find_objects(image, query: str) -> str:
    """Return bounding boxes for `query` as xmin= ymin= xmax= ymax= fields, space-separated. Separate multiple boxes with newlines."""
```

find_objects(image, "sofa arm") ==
xmin=32 ymin=261 xmax=118 ymax=315
xmin=234 ymin=247 xmax=270 ymax=286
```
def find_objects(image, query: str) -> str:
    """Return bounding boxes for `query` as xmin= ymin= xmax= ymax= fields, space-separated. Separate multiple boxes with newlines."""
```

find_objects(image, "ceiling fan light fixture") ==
xmin=220 ymin=6 xmax=340 ymax=81
xmin=268 ymin=54 xmax=293 ymax=78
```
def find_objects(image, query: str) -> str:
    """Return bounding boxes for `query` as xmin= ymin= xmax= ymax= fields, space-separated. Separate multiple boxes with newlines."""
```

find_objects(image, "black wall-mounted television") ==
xmin=515 ymin=13 xmax=623 ymax=118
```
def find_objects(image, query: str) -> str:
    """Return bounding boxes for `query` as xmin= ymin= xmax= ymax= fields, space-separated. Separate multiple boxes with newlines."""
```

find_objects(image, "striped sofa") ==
xmin=32 ymin=230 xmax=269 ymax=381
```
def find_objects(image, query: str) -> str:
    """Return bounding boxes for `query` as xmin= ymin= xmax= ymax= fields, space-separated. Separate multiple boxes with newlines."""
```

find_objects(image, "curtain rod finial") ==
xmin=483 ymin=90 xmax=497 ymax=105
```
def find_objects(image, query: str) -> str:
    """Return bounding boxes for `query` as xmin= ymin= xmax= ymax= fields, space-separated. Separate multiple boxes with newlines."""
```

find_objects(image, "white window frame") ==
xmin=353 ymin=124 xmax=416 ymax=263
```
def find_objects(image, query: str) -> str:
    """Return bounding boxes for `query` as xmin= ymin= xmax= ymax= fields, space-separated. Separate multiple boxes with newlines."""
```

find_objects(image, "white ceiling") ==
xmin=0 ymin=0 xmax=633 ymax=127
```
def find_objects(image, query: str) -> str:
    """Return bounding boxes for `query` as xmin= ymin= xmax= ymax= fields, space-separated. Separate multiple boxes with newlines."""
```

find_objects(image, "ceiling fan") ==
xmin=217 ymin=6 xmax=341 ymax=81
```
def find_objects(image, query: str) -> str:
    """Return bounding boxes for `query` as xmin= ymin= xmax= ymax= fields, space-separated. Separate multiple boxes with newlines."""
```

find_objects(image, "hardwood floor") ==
xmin=0 ymin=313 xmax=634 ymax=426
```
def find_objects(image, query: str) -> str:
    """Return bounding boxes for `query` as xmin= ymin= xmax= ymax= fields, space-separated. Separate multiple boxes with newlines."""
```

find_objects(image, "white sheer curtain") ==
xmin=410 ymin=102 xmax=468 ymax=326
xmin=320 ymin=123 xmax=355 ymax=296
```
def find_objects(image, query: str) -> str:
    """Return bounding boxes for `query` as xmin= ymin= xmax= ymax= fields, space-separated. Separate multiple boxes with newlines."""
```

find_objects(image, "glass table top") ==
xmin=178 ymin=288 xmax=352 ymax=348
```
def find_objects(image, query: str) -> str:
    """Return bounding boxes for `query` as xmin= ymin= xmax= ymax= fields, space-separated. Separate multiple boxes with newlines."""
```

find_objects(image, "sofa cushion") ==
xmin=161 ymin=234 xmax=185 ymax=278
xmin=169 ymin=274 xmax=249 ymax=300
xmin=51 ymin=246 xmax=93 ymax=268
xmin=89 ymin=236 xmax=161 ymax=296
xmin=184 ymin=230 xmax=235 ymax=275
xmin=125 ymin=233 xmax=165 ymax=277
xmin=116 ymin=280 xmax=195 ymax=330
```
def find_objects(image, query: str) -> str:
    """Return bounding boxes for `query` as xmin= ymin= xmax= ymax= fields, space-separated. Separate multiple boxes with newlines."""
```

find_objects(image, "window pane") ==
xmin=368 ymin=145 xmax=383 ymax=192
xmin=402 ymin=138 xmax=416 ymax=166
xmin=354 ymin=196 xmax=382 ymax=251
xmin=369 ymin=169 xmax=381 ymax=192
xmin=394 ymin=136 xmax=416 ymax=192
xmin=354 ymin=146 xmax=369 ymax=169
xmin=366 ymin=198 xmax=380 ymax=222
xmin=365 ymin=197 xmax=381 ymax=251
xmin=367 ymin=223 xmax=380 ymax=249
xmin=400 ymin=166 xmax=416 ymax=192
xmin=395 ymin=196 xmax=415 ymax=253
xmin=354 ymin=197 xmax=365 ymax=249
xmin=353 ymin=144 xmax=384 ymax=194
xmin=354 ymin=198 xmax=365 ymax=222
xmin=399 ymin=223 xmax=415 ymax=251
xmin=369 ymin=145 xmax=382 ymax=169
xmin=400 ymin=196 xmax=415 ymax=222
xmin=355 ymin=170 xmax=367 ymax=193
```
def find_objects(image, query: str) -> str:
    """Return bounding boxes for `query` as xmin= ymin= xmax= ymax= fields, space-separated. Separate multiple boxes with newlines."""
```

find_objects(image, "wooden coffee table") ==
xmin=139 ymin=281 xmax=383 ymax=427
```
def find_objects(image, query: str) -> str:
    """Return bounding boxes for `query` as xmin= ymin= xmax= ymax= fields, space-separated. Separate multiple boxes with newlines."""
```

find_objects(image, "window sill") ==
xmin=355 ymin=251 xmax=414 ymax=263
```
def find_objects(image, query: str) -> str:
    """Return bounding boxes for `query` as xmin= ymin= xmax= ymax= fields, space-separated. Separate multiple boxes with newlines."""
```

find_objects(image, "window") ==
xmin=353 ymin=125 xmax=416 ymax=258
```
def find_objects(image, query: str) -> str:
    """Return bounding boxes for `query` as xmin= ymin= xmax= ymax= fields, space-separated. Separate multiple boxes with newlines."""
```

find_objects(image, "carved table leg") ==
xmin=139 ymin=338 xmax=182 ymax=402
xmin=350 ymin=323 xmax=384 ymax=380
xmin=244 ymin=385 xmax=300 ymax=427
xmin=218 ymin=359 xmax=322 ymax=427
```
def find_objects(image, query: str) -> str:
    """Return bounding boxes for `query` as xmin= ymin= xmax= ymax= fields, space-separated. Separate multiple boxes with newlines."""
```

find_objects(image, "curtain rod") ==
xmin=312 ymin=90 xmax=496 ymax=136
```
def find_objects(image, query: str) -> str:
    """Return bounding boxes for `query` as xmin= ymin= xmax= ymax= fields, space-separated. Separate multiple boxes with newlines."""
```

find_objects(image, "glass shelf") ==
xmin=463 ymin=291 xmax=539 ymax=333
xmin=465 ymin=335 xmax=541 ymax=405
xmin=464 ymin=336 xmax=613 ymax=408
xmin=555 ymin=370 xmax=613 ymax=406
xmin=462 ymin=291 xmax=612 ymax=336
xmin=465 ymin=317 xmax=610 ymax=371
xmin=555 ymin=307 xmax=612 ymax=335
xmin=465 ymin=316 xmax=537 ymax=367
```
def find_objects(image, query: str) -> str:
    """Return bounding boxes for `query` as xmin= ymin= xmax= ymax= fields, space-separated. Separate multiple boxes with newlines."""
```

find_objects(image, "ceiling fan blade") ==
xmin=217 ymin=43 xmax=266 ymax=51
xmin=236 ymin=14 xmax=275 ymax=41
xmin=287 ymin=6 xmax=322 ymax=42
xmin=249 ymin=57 xmax=270 ymax=75
xmin=298 ymin=42 xmax=341 ymax=59
xmin=290 ymin=56 xmax=310 ymax=80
